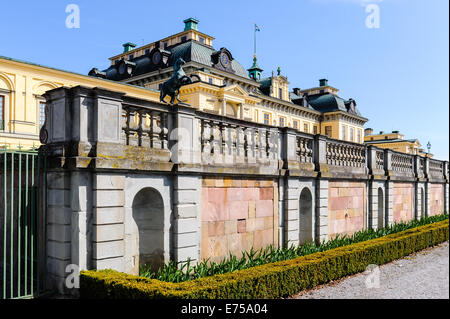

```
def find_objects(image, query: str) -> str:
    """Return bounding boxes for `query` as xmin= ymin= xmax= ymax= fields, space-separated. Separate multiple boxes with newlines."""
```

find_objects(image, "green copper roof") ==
xmin=184 ymin=18 xmax=199 ymax=31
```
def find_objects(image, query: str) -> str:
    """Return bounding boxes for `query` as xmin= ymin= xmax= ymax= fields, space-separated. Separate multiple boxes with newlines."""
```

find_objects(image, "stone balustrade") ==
xmin=325 ymin=139 xmax=366 ymax=168
xmin=41 ymin=85 xmax=448 ymax=182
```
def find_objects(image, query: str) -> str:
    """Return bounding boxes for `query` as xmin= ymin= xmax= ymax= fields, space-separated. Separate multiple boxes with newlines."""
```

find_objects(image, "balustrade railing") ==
xmin=391 ymin=153 xmax=414 ymax=173
xmin=197 ymin=113 xmax=279 ymax=165
xmin=121 ymin=104 xmax=169 ymax=150
xmin=326 ymin=139 xmax=366 ymax=168
xmin=429 ymin=159 xmax=444 ymax=178
xmin=375 ymin=150 xmax=384 ymax=170
xmin=296 ymin=135 xmax=314 ymax=164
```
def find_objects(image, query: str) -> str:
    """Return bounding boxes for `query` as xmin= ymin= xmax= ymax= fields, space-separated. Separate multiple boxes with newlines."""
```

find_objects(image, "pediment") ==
xmin=223 ymin=84 xmax=249 ymax=97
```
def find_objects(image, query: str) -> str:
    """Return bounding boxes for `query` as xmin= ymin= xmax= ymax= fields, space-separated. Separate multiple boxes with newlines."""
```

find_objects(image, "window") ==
xmin=209 ymin=78 xmax=213 ymax=84
xmin=158 ymin=83 xmax=163 ymax=90
xmin=279 ymin=117 xmax=286 ymax=127
xmin=303 ymin=123 xmax=309 ymax=133
xmin=350 ymin=127 xmax=354 ymax=142
xmin=163 ymin=42 xmax=168 ymax=49
xmin=199 ymin=37 xmax=205 ymax=44
xmin=145 ymin=49 xmax=150 ymax=55
xmin=357 ymin=130 xmax=362 ymax=143
xmin=0 ymin=95 xmax=4 ymax=130
xmin=325 ymin=126 xmax=332 ymax=137
xmin=129 ymin=54 xmax=134 ymax=60
xmin=263 ymin=113 xmax=270 ymax=125
xmin=39 ymin=101 xmax=46 ymax=128
xmin=313 ymin=126 xmax=318 ymax=134
xmin=293 ymin=120 xmax=298 ymax=130
xmin=279 ymin=88 xmax=283 ymax=99
xmin=342 ymin=125 xmax=347 ymax=140
xmin=181 ymin=36 xmax=187 ymax=42
xmin=114 ymin=59 xmax=119 ymax=65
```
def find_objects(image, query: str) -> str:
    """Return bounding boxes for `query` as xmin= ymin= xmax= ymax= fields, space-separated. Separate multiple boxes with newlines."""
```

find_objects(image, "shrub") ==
xmin=80 ymin=219 xmax=449 ymax=299
xmin=138 ymin=214 xmax=448 ymax=283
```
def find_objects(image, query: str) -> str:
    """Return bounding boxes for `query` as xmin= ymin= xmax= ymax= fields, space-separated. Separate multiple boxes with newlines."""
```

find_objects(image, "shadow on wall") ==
xmin=299 ymin=188 xmax=313 ymax=245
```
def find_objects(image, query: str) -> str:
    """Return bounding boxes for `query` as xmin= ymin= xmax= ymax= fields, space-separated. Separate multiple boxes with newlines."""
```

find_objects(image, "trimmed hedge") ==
xmin=80 ymin=220 xmax=449 ymax=299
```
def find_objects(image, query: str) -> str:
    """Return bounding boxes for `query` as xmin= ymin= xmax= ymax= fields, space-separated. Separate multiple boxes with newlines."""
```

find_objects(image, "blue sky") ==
xmin=1 ymin=0 xmax=448 ymax=159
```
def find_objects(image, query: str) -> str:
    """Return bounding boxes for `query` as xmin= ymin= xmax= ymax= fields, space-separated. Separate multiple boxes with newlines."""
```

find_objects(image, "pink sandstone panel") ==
xmin=430 ymin=184 xmax=444 ymax=216
xmin=393 ymin=183 xmax=414 ymax=223
xmin=328 ymin=181 xmax=366 ymax=238
xmin=200 ymin=177 xmax=276 ymax=262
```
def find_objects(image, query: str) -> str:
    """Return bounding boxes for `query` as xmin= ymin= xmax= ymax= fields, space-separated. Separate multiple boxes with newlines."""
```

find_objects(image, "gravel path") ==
xmin=293 ymin=241 xmax=449 ymax=299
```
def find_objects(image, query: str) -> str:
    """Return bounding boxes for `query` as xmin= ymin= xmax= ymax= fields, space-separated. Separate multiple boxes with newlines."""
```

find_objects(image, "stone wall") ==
xmin=328 ymin=181 xmax=367 ymax=238
xmin=430 ymin=183 xmax=444 ymax=216
xmin=39 ymin=86 xmax=449 ymax=296
xmin=200 ymin=177 xmax=278 ymax=262
xmin=393 ymin=183 xmax=414 ymax=223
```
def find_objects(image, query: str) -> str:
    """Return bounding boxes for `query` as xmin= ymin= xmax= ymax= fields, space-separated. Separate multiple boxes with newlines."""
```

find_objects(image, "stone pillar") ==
xmin=173 ymin=176 xmax=202 ymax=264
xmin=368 ymin=180 xmax=378 ymax=229
xmin=239 ymin=103 xmax=244 ymax=119
xmin=282 ymin=127 xmax=298 ymax=170
xmin=314 ymin=135 xmax=328 ymax=243
xmin=221 ymin=98 xmax=226 ymax=116
xmin=444 ymin=183 xmax=449 ymax=214
xmin=284 ymin=178 xmax=300 ymax=248
xmin=386 ymin=181 xmax=394 ymax=225
xmin=444 ymin=162 xmax=449 ymax=214
xmin=46 ymin=171 xmax=72 ymax=295
xmin=92 ymin=174 xmax=126 ymax=272
xmin=169 ymin=105 xmax=201 ymax=166
xmin=70 ymin=172 xmax=92 ymax=273
xmin=278 ymin=178 xmax=285 ymax=247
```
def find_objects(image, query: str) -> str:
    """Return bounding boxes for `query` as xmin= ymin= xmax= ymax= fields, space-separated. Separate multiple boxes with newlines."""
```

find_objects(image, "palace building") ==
xmin=364 ymin=128 xmax=434 ymax=158
xmin=89 ymin=18 xmax=368 ymax=143
xmin=1 ymin=18 xmax=368 ymax=150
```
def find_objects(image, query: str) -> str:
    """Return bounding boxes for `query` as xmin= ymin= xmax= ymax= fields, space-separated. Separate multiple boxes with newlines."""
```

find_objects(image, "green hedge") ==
xmin=80 ymin=220 xmax=449 ymax=299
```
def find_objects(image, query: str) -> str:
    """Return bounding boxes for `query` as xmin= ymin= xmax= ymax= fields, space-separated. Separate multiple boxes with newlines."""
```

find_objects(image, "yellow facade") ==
xmin=364 ymin=129 xmax=433 ymax=158
xmin=0 ymin=56 xmax=160 ymax=150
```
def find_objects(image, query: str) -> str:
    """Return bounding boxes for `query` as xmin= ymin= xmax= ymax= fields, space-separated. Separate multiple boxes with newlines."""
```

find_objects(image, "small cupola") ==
xmin=122 ymin=42 xmax=136 ymax=53
xmin=184 ymin=18 xmax=199 ymax=31
xmin=319 ymin=78 xmax=328 ymax=87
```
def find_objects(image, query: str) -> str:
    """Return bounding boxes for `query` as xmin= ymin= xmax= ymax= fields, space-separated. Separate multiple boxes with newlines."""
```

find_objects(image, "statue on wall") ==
xmin=159 ymin=58 xmax=199 ymax=105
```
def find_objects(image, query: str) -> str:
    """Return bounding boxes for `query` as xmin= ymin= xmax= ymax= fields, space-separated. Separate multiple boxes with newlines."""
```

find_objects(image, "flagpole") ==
xmin=254 ymin=23 xmax=257 ymax=57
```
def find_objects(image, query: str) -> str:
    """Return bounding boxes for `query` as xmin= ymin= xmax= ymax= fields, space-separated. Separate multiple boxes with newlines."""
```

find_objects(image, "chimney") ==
xmin=123 ymin=42 xmax=136 ymax=53
xmin=184 ymin=18 xmax=199 ymax=31
xmin=319 ymin=78 xmax=328 ymax=87
xmin=364 ymin=128 xmax=373 ymax=136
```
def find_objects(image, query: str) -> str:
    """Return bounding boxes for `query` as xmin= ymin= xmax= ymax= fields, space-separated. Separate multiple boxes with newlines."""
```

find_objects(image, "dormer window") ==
xmin=129 ymin=54 xmax=134 ymax=60
xmin=199 ymin=37 xmax=205 ymax=44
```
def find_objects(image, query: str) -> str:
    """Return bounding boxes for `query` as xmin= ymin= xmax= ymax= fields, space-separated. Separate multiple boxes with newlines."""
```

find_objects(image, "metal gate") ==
xmin=0 ymin=146 xmax=47 ymax=299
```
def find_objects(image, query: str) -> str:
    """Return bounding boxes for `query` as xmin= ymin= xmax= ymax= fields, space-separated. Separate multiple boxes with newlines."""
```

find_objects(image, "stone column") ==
xmin=314 ymin=135 xmax=328 ymax=243
xmin=444 ymin=162 xmax=449 ymax=214
xmin=385 ymin=181 xmax=394 ymax=225
xmin=46 ymin=171 xmax=72 ymax=295
xmin=284 ymin=178 xmax=299 ymax=248
xmin=368 ymin=180 xmax=378 ymax=229
xmin=221 ymin=98 xmax=227 ymax=116
xmin=173 ymin=176 xmax=202 ymax=264
xmin=92 ymin=174 xmax=126 ymax=272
